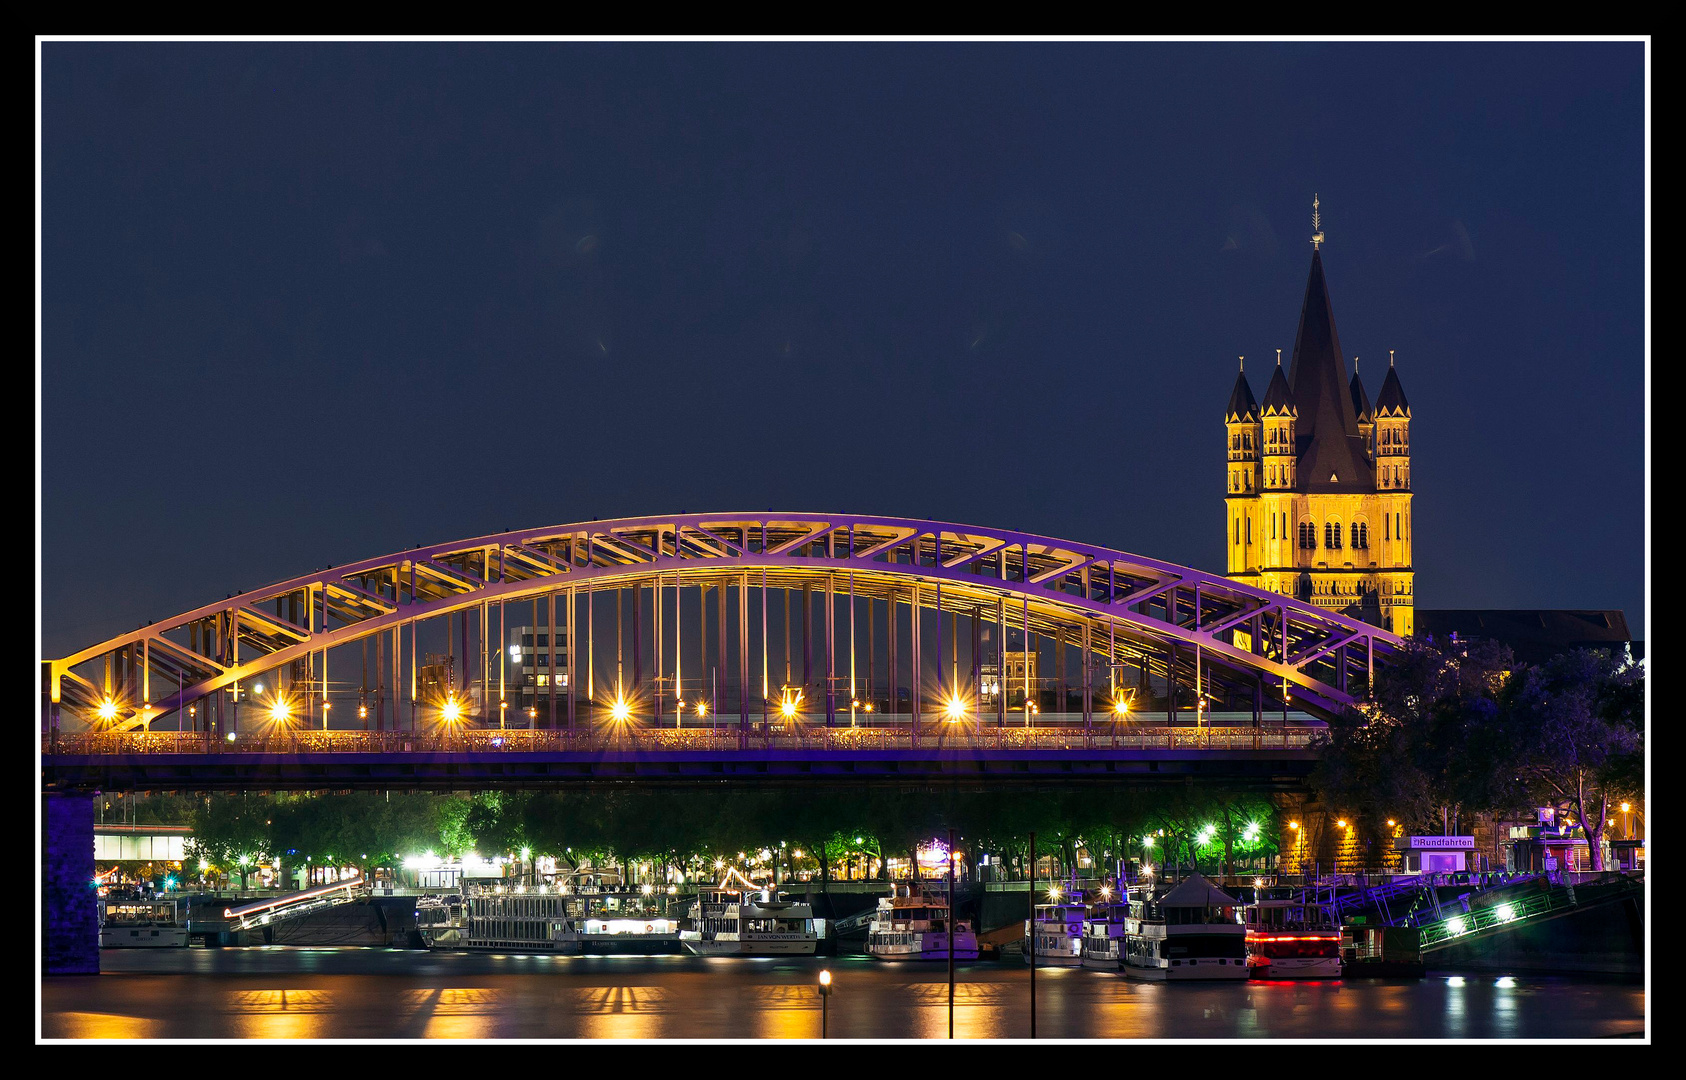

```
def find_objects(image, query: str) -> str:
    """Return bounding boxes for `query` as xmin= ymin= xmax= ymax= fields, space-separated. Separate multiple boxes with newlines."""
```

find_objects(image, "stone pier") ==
xmin=43 ymin=791 xmax=98 ymax=974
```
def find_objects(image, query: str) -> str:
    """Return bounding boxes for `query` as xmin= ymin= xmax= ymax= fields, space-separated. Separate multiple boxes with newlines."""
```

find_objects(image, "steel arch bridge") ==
xmin=43 ymin=512 xmax=1399 ymax=745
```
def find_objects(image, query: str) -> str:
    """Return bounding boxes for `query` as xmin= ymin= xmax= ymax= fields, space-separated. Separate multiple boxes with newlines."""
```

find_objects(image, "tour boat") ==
xmin=1024 ymin=892 xmax=1087 ymax=966
xmin=1121 ymin=873 xmax=1249 ymax=981
xmin=866 ymin=885 xmax=979 ymax=961
xmin=99 ymin=897 xmax=189 ymax=947
xmin=1080 ymin=892 xmax=1131 ymax=970
xmin=1243 ymin=896 xmax=1343 ymax=979
xmin=420 ymin=888 xmax=583 ymax=952
xmin=679 ymin=888 xmax=819 ymax=956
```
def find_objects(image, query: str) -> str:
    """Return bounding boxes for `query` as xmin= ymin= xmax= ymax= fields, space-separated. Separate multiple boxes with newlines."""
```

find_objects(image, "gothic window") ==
xmin=1325 ymin=522 xmax=1344 ymax=549
xmin=1351 ymin=522 xmax=1369 ymax=549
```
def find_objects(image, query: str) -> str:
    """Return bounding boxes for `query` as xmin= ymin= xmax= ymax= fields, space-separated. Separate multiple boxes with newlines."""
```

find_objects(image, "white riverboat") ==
xmin=1121 ymin=874 xmax=1249 ymax=981
xmin=1080 ymin=892 xmax=1130 ymax=970
xmin=1024 ymin=893 xmax=1086 ymax=966
xmin=679 ymin=888 xmax=819 ymax=956
xmin=99 ymin=898 xmax=189 ymax=947
xmin=1243 ymin=896 xmax=1342 ymax=979
xmin=420 ymin=889 xmax=583 ymax=952
xmin=867 ymin=886 xmax=979 ymax=961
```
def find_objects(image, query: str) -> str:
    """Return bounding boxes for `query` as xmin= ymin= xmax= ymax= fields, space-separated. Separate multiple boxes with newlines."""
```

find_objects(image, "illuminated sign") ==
xmin=1403 ymin=836 xmax=1474 ymax=849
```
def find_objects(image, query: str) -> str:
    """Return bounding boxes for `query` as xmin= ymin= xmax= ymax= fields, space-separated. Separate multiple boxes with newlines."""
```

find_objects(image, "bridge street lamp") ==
xmin=818 ymin=969 xmax=833 ymax=1038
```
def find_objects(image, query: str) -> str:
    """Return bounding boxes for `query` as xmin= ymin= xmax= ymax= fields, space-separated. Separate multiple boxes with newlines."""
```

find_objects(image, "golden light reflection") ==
xmin=47 ymin=1011 xmax=164 ymax=1039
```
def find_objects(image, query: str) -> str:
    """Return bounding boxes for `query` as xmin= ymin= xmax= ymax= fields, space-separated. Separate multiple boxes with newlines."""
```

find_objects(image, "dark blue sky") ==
xmin=40 ymin=42 xmax=1646 ymax=658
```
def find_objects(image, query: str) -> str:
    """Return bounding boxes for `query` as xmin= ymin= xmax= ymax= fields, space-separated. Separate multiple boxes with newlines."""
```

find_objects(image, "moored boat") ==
xmin=679 ymin=888 xmax=819 ymax=956
xmin=1025 ymin=891 xmax=1086 ymax=966
xmin=867 ymin=885 xmax=979 ymax=961
xmin=1243 ymin=895 xmax=1342 ymax=979
xmin=1080 ymin=888 xmax=1130 ymax=970
xmin=99 ymin=897 xmax=189 ymax=947
xmin=1121 ymin=873 xmax=1249 ymax=981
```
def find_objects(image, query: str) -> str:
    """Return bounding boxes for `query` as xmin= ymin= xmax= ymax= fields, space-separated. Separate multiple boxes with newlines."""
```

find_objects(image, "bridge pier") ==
xmin=43 ymin=790 xmax=98 ymax=974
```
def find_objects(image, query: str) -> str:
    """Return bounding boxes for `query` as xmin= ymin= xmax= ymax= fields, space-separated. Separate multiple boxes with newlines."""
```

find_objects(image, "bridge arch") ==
xmin=43 ymin=512 xmax=1399 ymax=732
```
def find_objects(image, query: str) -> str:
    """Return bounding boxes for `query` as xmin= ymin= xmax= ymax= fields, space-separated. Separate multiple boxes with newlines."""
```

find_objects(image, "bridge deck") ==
xmin=43 ymin=726 xmax=1316 ymax=790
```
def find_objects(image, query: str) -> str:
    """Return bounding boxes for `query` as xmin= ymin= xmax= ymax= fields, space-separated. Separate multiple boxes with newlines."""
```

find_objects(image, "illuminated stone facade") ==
xmin=1224 ymin=249 xmax=1414 ymax=636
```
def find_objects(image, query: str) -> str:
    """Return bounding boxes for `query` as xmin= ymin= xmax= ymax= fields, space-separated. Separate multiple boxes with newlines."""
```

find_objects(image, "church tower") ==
xmin=1223 ymin=198 xmax=1415 ymax=635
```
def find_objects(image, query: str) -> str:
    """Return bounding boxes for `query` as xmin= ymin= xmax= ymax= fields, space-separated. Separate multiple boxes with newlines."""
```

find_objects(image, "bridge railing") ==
xmin=44 ymin=725 xmax=1316 ymax=756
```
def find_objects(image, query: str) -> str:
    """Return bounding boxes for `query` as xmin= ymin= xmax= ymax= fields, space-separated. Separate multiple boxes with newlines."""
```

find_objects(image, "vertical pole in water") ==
xmin=1028 ymin=829 xmax=1036 ymax=1039
xmin=948 ymin=825 xmax=956 ymax=1039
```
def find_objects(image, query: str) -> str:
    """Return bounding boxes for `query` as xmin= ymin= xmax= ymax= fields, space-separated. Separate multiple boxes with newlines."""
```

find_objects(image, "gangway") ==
xmin=1415 ymin=874 xmax=1640 ymax=953
xmin=830 ymin=907 xmax=879 ymax=937
xmin=223 ymin=875 xmax=367 ymax=931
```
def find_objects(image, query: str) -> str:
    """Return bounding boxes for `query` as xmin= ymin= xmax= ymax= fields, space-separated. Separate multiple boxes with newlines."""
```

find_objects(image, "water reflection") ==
xmin=41 ymin=954 xmax=1645 ymax=1040
xmin=51 ymin=1011 xmax=163 ymax=1039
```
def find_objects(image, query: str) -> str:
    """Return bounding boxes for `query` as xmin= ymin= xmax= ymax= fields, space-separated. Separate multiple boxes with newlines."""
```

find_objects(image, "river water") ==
xmin=42 ymin=950 xmax=1645 ymax=1040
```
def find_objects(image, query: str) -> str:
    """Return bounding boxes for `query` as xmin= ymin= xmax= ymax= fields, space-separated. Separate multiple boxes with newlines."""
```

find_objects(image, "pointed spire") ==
xmin=1226 ymin=362 xmax=1259 ymax=423
xmin=1288 ymin=247 xmax=1373 ymax=492
xmin=1262 ymin=362 xmax=1295 ymax=416
xmin=1376 ymin=351 xmax=1411 ymax=417
xmin=1311 ymin=194 xmax=1324 ymax=250
xmin=1350 ymin=357 xmax=1374 ymax=424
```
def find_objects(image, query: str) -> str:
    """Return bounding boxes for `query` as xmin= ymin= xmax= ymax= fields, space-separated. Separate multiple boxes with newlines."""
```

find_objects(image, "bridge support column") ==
xmin=43 ymin=790 xmax=98 ymax=974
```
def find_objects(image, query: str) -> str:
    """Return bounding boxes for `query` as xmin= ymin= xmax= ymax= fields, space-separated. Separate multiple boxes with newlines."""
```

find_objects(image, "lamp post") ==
xmin=1028 ymin=829 xmax=1036 ymax=1039
xmin=818 ymin=969 xmax=832 ymax=1038
xmin=948 ymin=826 xmax=956 ymax=1039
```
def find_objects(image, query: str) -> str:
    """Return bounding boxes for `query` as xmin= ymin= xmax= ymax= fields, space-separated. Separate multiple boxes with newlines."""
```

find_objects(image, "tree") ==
xmin=1504 ymin=649 xmax=1644 ymax=871
xmin=1313 ymin=637 xmax=1521 ymax=845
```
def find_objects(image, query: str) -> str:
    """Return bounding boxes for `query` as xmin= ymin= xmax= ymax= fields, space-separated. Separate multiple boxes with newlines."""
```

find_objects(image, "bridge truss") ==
xmin=43 ymin=512 xmax=1400 ymax=739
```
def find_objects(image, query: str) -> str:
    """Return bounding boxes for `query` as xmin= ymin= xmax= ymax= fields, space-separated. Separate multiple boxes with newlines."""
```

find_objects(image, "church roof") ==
xmin=1261 ymin=363 xmax=1295 ymax=416
xmin=1350 ymin=367 xmax=1373 ymax=424
xmin=1225 ymin=369 xmax=1258 ymax=422
xmin=1287 ymin=250 xmax=1374 ymax=493
xmin=1375 ymin=363 xmax=1411 ymax=418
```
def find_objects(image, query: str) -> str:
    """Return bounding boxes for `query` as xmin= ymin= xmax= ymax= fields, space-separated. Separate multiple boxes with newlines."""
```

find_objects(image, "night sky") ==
xmin=40 ymin=42 xmax=1646 ymax=659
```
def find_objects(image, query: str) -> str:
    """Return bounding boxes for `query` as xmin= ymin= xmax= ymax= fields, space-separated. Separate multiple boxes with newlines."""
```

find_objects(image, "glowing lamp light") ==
xmin=97 ymin=700 xmax=118 ymax=722
xmin=226 ymin=731 xmax=237 ymax=742
xmin=1142 ymin=835 xmax=1154 ymax=847
xmin=1387 ymin=819 xmax=1396 ymax=827
xmin=819 ymin=969 xmax=832 ymax=990
xmin=641 ymin=884 xmax=653 ymax=896
xmin=359 ymin=705 xmax=368 ymax=719
xmin=944 ymin=696 xmax=967 ymax=721
xmin=696 ymin=701 xmax=708 ymax=717
xmin=1113 ymin=697 xmax=1130 ymax=717
xmin=1289 ymin=821 xmax=1301 ymax=830
xmin=1496 ymin=903 xmax=1517 ymax=922
xmin=270 ymin=699 xmax=292 ymax=723
xmin=611 ymin=697 xmax=631 ymax=722
xmin=1048 ymin=885 xmax=1062 ymax=899
xmin=1620 ymin=802 xmax=1631 ymax=813
xmin=1336 ymin=819 xmax=1348 ymax=829
xmin=863 ymin=703 xmax=873 ymax=713
xmin=441 ymin=697 xmax=462 ymax=723
xmin=1446 ymin=916 xmax=1467 ymax=936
